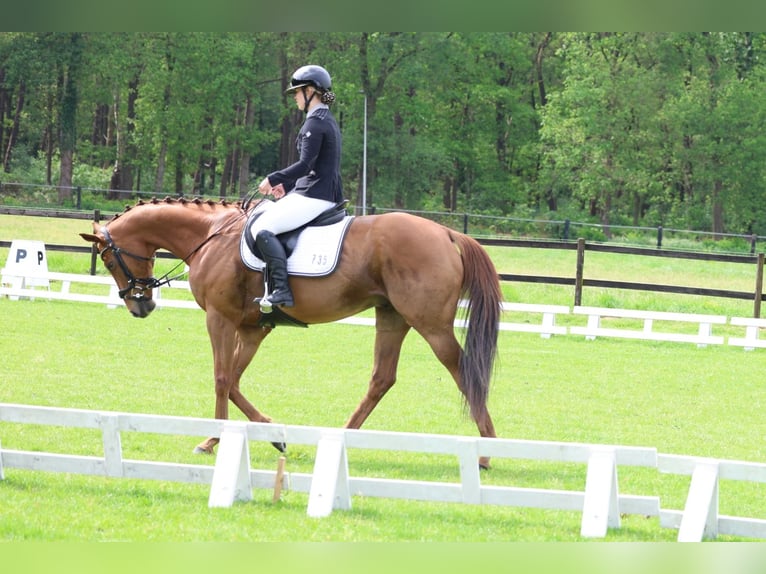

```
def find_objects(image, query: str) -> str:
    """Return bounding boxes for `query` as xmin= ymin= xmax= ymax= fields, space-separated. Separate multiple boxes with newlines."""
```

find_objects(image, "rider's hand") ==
xmin=271 ymin=184 xmax=286 ymax=199
xmin=258 ymin=177 xmax=272 ymax=195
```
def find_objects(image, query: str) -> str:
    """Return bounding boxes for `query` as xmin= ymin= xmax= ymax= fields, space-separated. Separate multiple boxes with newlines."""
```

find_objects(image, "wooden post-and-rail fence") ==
xmin=483 ymin=237 xmax=766 ymax=319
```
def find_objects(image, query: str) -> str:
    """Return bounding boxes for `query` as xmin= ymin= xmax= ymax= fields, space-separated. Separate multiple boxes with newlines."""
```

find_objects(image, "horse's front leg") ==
xmin=226 ymin=325 xmax=286 ymax=452
xmin=193 ymin=311 xmax=237 ymax=453
xmin=193 ymin=314 xmax=277 ymax=454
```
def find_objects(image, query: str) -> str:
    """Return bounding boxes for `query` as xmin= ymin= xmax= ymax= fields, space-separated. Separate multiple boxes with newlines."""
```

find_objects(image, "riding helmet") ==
xmin=285 ymin=65 xmax=332 ymax=93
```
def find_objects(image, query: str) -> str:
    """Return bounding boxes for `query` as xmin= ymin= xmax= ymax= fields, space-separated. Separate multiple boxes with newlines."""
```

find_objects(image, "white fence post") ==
xmin=208 ymin=423 xmax=252 ymax=507
xmin=580 ymin=448 xmax=620 ymax=538
xmin=307 ymin=430 xmax=351 ymax=517
xmin=100 ymin=413 xmax=123 ymax=477
xmin=540 ymin=311 xmax=556 ymax=339
xmin=677 ymin=461 xmax=719 ymax=542
xmin=457 ymin=438 xmax=481 ymax=504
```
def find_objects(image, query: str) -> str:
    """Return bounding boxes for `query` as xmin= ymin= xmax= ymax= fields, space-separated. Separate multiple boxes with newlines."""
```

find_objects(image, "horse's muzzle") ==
xmin=128 ymin=297 xmax=156 ymax=318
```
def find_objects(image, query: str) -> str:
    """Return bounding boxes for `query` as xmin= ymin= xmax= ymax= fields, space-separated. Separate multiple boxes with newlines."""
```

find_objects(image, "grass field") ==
xmin=2 ymin=213 xmax=766 ymax=545
xmin=2 ymin=300 xmax=766 ymax=542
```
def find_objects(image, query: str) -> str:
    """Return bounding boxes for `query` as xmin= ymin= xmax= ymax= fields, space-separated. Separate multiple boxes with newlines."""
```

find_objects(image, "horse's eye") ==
xmin=106 ymin=261 xmax=115 ymax=270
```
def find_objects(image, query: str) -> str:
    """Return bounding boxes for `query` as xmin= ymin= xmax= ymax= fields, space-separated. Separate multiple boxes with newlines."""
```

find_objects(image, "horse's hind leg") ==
xmin=344 ymin=305 xmax=410 ymax=429
xmin=416 ymin=326 xmax=497 ymax=470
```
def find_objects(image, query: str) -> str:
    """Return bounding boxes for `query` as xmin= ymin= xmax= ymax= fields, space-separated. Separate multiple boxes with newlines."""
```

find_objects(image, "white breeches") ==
xmin=250 ymin=193 xmax=336 ymax=238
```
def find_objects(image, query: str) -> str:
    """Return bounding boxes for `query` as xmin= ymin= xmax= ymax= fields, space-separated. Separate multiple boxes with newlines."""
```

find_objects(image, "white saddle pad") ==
xmin=240 ymin=216 xmax=354 ymax=277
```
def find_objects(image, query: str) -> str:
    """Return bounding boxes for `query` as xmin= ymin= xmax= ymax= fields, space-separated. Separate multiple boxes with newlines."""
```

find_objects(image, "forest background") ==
xmin=2 ymin=32 xmax=766 ymax=238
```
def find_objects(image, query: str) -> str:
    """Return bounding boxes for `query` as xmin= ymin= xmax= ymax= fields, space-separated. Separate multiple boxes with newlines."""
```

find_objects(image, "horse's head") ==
xmin=80 ymin=221 xmax=158 ymax=318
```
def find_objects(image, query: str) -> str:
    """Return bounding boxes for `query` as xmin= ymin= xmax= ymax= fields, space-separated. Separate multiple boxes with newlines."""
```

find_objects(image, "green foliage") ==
xmin=2 ymin=33 xmax=766 ymax=237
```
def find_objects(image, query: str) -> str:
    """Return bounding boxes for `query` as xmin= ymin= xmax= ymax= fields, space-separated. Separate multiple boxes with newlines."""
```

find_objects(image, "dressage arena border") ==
xmin=2 ymin=271 xmax=766 ymax=348
xmin=2 ymin=403 xmax=766 ymax=541
xmin=4 ymin=273 xmax=766 ymax=541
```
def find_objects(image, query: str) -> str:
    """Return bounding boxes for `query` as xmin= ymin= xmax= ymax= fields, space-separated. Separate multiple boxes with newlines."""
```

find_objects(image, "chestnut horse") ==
xmin=81 ymin=197 xmax=502 ymax=468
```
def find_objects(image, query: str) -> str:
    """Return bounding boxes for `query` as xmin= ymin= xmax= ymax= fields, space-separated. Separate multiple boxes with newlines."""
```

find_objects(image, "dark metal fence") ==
xmin=3 ymin=180 xmax=766 ymax=254
xmin=368 ymin=207 xmax=765 ymax=254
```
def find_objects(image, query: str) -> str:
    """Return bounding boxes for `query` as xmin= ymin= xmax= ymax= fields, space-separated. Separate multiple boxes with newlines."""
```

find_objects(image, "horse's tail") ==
xmin=453 ymin=232 xmax=503 ymax=424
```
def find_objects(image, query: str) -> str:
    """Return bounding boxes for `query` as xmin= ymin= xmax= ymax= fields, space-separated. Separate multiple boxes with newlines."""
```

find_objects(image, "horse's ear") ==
xmin=80 ymin=232 xmax=101 ymax=244
xmin=81 ymin=222 xmax=103 ymax=244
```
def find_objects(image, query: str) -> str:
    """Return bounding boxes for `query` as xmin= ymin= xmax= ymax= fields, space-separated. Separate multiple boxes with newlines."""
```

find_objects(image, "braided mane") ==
xmin=109 ymin=196 xmax=242 ymax=222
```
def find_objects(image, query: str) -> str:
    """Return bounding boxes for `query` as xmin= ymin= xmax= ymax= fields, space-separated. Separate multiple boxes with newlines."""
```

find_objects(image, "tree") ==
xmin=540 ymin=33 xmax=668 ymax=233
xmin=55 ymin=33 xmax=84 ymax=201
xmin=6 ymin=32 xmax=766 ymax=238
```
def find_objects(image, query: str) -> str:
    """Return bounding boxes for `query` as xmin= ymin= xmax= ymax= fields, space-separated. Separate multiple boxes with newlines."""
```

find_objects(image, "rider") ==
xmin=251 ymin=64 xmax=344 ymax=310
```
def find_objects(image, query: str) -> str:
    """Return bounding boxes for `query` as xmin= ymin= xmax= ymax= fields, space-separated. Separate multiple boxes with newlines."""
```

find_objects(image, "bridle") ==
xmin=99 ymin=226 xmax=178 ymax=300
xmin=97 ymin=207 xmax=247 ymax=302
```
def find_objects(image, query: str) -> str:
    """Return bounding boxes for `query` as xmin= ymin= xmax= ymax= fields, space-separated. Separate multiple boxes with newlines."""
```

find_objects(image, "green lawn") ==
xmin=2 ymin=213 xmax=766 ymax=544
xmin=1 ymin=297 xmax=766 ymax=542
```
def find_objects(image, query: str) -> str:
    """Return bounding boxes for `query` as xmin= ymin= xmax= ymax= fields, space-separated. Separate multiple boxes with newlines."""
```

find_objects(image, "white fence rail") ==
xmin=570 ymin=306 xmax=727 ymax=347
xmin=2 ymin=271 xmax=765 ymax=348
xmin=0 ymin=270 xmax=196 ymax=309
xmin=2 ymin=402 xmax=766 ymax=541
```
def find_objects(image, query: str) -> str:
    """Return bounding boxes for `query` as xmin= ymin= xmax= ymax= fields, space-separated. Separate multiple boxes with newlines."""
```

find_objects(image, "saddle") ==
xmin=240 ymin=198 xmax=354 ymax=282
xmin=244 ymin=199 xmax=349 ymax=261
xmin=240 ymin=199 xmax=352 ymax=329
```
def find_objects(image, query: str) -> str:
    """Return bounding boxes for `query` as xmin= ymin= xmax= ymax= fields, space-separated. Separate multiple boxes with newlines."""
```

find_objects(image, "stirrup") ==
xmin=255 ymin=277 xmax=273 ymax=313
xmin=255 ymin=295 xmax=274 ymax=314
xmin=255 ymin=290 xmax=293 ymax=313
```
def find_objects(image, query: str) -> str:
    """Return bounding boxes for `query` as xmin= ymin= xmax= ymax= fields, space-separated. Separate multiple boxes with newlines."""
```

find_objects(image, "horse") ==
xmin=80 ymin=196 xmax=503 ymax=468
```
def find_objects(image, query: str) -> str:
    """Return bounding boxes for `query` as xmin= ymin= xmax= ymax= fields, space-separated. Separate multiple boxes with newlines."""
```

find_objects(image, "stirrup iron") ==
xmin=257 ymin=271 xmax=273 ymax=314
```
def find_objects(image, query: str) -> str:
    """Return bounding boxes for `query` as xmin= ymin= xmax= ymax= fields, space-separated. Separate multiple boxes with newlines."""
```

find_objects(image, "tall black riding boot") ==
xmin=254 ymin=230 xmax=294 ymax=309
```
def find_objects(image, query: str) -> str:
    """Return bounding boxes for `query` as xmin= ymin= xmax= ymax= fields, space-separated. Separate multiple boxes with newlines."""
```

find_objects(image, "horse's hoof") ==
xmin=271 ymin=441 xmax=287 ymax=453
xmin=193 ymin=446 xmax=213 ymax=455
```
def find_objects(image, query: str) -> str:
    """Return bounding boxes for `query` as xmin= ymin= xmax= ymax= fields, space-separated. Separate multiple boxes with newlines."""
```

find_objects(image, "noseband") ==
xmin=99 ymin=227 xmax=162 ymax=300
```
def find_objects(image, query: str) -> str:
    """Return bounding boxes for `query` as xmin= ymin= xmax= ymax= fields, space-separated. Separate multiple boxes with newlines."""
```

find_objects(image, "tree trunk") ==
xmin=545 ymin=189 xmax=557 ymax=212
xmin=155 ymin=44 xmax=174 ymax=195
xmin=119 ymin=74 xmax=139 ymax=195
xmin=45 ymin=124 xmax=53 ymax=185
xmin=57 ymin=33 xmax=83 ymax=202
xmin=193 ymin=155 xmax=204 ymax=194
xmin=712 ymin=179 xmax=724 ymax=238
xmin=107 ymin=93 xmax=121 ymax=200
xmin=534 ymin=32 xmax=552 ymax=108
xmin=174 ymin=152 xmax=184 ymax=195
xmin=58 ymin=149 xmax=74 ymax=201
xmin=277 ymin=45 xmax=297 ymax=168
xmin=2 ymin=79 xmax=24 ymax=173
xmin=219 ymin=154 xmax=232 ymax=198
xmin=238 ymin=95 xmax=255 ymax=197
xmin=229 ymin=149 xmax=240 ymax=196
xmin=600 ymin=192 xmax=613 ymax=239
xmin=91 ymin=103 xmax=109 ymax=166
xmin=154 ymin=140 xmax=167 ymax=193
xmin=208 ymin=157 xmax=217 ymax=192
xmin=0 ymin=67 xmax=6 ymax=156
xmin=45 ymin=88 xmax=55 ymax=185
xmin=442 ymin=176 xmax=454 ymax=211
